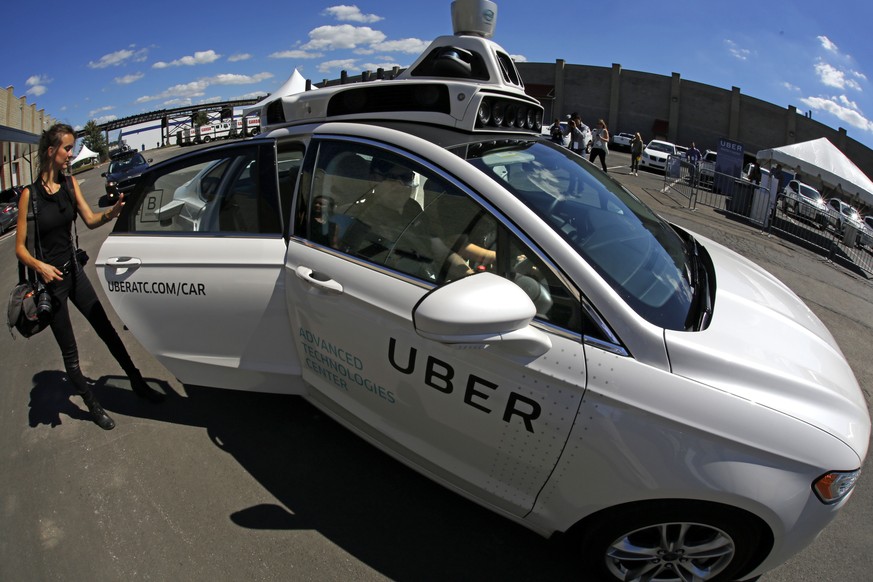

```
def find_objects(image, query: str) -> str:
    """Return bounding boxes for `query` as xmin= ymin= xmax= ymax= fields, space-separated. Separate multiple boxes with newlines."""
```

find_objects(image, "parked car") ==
xmin=95 ymin=10 xmax=868 ymax=582
xmin=741 ymin=162 xmax=771 ymax=184
xmin=825 ymin=197 xmax=864 ymax=236
xmin=0 ymin=186 xmax=21 ymax=233
xmin=611 ymin=132 xmax=634 ymax=150
xmin=858 ymin=215 xmax=873 ymax=248
xmin=639 ymin=139 xmax=677 ymax=172
xmin=698 ymin=149 xmax=718 ymax=187
xmin=102 ymin=150 xmax=152 ymax=195
xmin=779 ymin=180 xmax=829 ymax=228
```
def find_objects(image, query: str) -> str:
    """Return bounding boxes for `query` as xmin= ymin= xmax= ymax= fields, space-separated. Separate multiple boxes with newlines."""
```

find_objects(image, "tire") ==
xmin=203 ymin=136 xmax=212 ymax=143
xmin=573 ymin=501 xmax=767 ymax=582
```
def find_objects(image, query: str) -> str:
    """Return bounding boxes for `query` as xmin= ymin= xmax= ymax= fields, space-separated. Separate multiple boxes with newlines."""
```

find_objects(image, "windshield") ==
xmin=648 ymin=142 xmax=675 ymax=154
xmin=109 ymin=154 xmax=145 ymax=174
xmin=458 ymin=139 xmax=695 ymax=330
xmin=798 ymin=183 xmax=822 ymax=201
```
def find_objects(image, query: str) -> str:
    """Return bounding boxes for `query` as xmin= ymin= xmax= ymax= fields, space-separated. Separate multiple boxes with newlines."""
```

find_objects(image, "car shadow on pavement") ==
xmin=116 ymin=381 xmax=582 ymax=579
xmin=28 ymin=374 xmax=580 ymax=578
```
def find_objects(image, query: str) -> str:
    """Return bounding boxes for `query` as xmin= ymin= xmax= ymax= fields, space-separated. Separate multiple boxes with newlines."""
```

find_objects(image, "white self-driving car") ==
xmin=96 ymin=3 xmax=869 ymax=581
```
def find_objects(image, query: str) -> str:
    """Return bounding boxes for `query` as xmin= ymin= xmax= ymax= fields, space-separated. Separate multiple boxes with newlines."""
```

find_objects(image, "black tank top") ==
xmin=31 ymin=173 xmax=76 ymax=268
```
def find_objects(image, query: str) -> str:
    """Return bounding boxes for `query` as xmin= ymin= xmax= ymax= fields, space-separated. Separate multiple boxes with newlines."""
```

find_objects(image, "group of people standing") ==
xmin=548 ymin=113 xmax=611 ymax=172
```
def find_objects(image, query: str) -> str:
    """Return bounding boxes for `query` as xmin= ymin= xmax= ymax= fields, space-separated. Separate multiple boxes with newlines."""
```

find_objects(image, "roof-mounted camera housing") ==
xmin=257 ymin=0 xmax=542 ymax=135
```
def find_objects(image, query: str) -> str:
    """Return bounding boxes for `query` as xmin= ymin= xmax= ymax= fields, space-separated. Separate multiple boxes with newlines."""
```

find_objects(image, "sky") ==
xmin=6 ymin=1 xmax=873 ymax=150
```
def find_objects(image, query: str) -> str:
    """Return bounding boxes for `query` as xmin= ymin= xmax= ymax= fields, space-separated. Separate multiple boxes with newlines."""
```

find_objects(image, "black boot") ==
xmin=128 ymin=369 xmax=165 ymax=403
xmin=81 ymin=390 xmax=116 ymax=431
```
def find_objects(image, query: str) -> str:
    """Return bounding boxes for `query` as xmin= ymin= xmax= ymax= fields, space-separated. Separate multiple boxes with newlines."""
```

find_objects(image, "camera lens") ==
xmin=36 ymin=288 xmax=52 ymax=317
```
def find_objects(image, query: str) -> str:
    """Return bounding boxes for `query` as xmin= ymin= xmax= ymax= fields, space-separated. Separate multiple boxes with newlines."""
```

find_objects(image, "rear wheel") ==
xmin=574 ymin=502 xmax=767 ymax=582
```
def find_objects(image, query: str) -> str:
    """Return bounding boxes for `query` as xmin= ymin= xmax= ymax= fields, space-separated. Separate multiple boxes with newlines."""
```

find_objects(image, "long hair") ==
xmin=37 ymin=123 xmax=75 ymax=178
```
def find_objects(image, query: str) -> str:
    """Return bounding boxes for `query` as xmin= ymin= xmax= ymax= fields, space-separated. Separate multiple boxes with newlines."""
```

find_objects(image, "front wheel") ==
xmin=574 ymin=502 xmax=767 ymax=582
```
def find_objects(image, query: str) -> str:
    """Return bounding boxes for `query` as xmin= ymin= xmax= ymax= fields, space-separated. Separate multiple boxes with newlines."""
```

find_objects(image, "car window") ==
xmin=461 ymin=139 xmax=694 ymax=330
xmin=295 ymin=139 xmax=583 ymax=331
xmin=798 ymin=184 xmax=820 ymax=200
xmin=125 ymin=145 xmax=282 ymax=235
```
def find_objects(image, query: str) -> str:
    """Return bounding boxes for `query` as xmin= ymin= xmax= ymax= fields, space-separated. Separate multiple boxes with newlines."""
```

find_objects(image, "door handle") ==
xmin=295 ymin=266 xmax=343 ymax=294
xmin=105 ymin=257 xmax=142 ymax=268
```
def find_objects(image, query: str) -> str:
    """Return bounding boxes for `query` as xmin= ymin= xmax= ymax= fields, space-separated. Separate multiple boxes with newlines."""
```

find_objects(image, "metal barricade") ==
xmin=659 ymin=158 xmax=873 ymax=278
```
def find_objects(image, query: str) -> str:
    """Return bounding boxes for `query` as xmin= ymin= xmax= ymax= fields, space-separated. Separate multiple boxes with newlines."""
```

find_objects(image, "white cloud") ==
xmin=228 ymin=53 xmax=252 ymax=62
xmin=724 ymin=40 xmax=751 ymax=61
xmin=302 ymin=25 xmax=386 ymax=51
xmin=817 ymin=35 xmax=839 ymax=52
xmin=370 ymin=38 xmax=430 ymax=54
xmin=89 ymin=105 xmax=115 ymax=117
xmin=231 ymin=91 xmax=269 ymax=100
xmin=211 ymin=73 xmax=274 ymax=85
xmin=114 ymin=73 xmax=144 ymax=85
xmin=270 ymin=49 xmax=324 ymax=59
xmin=136 ymin=72 xmax=274 ymax=103
xmin=800 ymin=95 xmax=873 ymax=132
xmin=25 ymin=75 xmax=50 ymax=97
xmin=782 ymin=82 xmax=801 ymax=92
xmin=317 ymin=59 xmax=359 ymax=73
xmin=153 ymin=50 xmax=222 ymax=69
xmin=88 ymin=47 xmax=148 ymax=69
xmin=360 ymin=61 xmax=402 ymax=72
xmin=94 ymin=114 xmax=118 ymax=125
xmin=511 ymin=54 xmax=527 ymax=63
xmin=815 ymin=61 xmax=862 ymax=91
xmin=324 ymin=5 xmax=382 ymax=23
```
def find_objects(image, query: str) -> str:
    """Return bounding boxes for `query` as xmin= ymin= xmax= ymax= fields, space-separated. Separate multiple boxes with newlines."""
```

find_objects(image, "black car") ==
xmin=101 ymin=150 xmax=152 ymax=195
xmin=0 ymin=186 xmax=21 ymax=233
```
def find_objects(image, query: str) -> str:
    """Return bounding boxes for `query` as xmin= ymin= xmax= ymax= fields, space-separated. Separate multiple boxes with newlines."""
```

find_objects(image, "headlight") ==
xmin=813 ymin=469 xmax=861 ymax=504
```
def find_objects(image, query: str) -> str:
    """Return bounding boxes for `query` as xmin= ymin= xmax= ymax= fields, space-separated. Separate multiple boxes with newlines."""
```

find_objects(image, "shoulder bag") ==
xmin=7 ymin=184 xmax=53 ymax=338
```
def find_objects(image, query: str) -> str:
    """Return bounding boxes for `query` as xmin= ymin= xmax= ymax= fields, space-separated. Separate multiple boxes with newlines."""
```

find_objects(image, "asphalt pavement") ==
xmin=1 ymin=146 xmax=871 ymax=581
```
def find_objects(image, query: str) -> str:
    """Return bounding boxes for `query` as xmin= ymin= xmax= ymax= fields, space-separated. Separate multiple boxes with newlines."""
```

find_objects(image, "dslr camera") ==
xmin=35 ymin=283 xmax=52 ymax=319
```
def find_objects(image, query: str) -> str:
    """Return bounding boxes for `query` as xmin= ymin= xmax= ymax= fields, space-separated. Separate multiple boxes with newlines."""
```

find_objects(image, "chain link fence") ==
xmin=661 ymin=156 xmax=873 ymax=278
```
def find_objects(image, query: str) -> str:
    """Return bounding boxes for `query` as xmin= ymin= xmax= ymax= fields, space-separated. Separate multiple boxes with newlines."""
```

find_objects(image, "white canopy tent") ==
xmin=243 ymin=68 xmax=307 ymax=121
xmin=757 ymin=138 xmax=873 ymax=208
xmin=71 ymin=143 xmax=99 ymax=166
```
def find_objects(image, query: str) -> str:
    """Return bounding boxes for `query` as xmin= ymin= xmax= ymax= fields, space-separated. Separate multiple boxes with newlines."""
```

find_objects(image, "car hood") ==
xmin=664 ymin=237 xmax=870 ymax=458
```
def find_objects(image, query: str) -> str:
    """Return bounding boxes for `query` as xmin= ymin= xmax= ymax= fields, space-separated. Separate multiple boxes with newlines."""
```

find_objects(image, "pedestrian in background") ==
xmin=570 ymin=113 xmax=590 ymax=152
xmin=549 ymin=118 xmax=564 ymax=144
xmin=589 ymin=119 xmax=609 ymax=172
xmin=15 ymin=123 xmax=165 ymax=431
xmin=568 ymin=119 xmax=585 ymax=156
xmin=687 ymin=142 xmax=701 ymax=164
xmin=630 ymin=132 xmax=644 ymax=175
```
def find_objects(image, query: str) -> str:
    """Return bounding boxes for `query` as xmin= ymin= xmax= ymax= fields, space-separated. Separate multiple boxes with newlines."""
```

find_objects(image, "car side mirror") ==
xmin=101 ymin=172 xmax=107 ymax=177
xmin=413 ymin=272 xmax=551 ymax=357
xmin=98 ymin=192 xmax=119 ymax=207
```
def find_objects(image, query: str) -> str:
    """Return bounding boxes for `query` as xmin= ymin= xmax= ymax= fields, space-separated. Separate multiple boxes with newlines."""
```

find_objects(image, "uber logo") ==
xmin=388 ymin=337 xmax=541 ymax=433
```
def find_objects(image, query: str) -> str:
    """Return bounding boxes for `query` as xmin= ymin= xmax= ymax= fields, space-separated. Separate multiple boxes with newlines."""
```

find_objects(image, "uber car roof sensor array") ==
xmin=257 ymin=0 xmax=541 ymax=134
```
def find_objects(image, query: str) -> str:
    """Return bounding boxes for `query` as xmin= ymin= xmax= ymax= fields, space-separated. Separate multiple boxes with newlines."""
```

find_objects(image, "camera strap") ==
xmin=18 ymin=183 xmax=45 ymax=287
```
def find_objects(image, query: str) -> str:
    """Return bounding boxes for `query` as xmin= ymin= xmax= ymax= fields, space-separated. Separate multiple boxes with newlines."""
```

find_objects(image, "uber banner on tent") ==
xmin=715 ymin=138 xmax=744 ymax=194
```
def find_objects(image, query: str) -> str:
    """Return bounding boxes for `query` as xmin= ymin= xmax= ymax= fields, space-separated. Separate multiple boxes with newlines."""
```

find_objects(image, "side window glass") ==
xmin=129 ymin=146 xmax=281 ymax=235
xmin=299 ymin=140 xmax=581 ymax=331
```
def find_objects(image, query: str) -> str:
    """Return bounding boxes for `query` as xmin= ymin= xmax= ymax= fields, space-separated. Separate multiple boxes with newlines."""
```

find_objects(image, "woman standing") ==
xmin=15 ymin=124 xmax=164 ymax=431
xmin=630 ymin=132 xmax=644 ymax=176
xmin=589 ymin=119 xmax=610 ymax=172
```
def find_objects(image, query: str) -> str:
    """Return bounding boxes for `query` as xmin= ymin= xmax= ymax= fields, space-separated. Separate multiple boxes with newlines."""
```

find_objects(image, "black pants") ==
xmin=46 ymin=264 xmax=136 ymax=394
xmin=590 ymin=148 xmax=608 ymax=172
